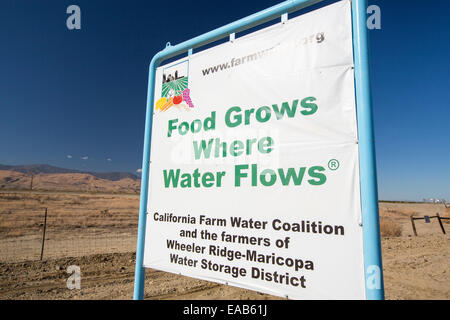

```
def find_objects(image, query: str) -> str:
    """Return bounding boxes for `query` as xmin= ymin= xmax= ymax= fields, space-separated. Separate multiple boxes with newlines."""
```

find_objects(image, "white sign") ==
xmin=143 ymin=0 xmax=366 ymax=299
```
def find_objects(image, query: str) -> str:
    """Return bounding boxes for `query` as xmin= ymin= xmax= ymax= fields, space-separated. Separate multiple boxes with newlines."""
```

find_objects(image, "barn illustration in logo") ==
xmin=155 ymin=60 xmax=194 ymax=112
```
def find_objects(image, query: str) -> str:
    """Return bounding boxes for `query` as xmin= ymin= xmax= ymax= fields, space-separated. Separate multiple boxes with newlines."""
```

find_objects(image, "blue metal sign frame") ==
xmin=133 ymin=0 xmax=384 ymax=300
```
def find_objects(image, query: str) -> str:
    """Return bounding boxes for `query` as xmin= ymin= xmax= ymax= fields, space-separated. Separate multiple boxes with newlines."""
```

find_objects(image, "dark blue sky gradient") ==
xmin=0 ymin=1 xmax=449 ymax=201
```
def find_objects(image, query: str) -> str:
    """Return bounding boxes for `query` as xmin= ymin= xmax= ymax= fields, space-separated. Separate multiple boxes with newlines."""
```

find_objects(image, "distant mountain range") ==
xmin=0 ymin=164 xmax=139 ymax=181
xmin=0 ymin=164 xmax=141 ymax=193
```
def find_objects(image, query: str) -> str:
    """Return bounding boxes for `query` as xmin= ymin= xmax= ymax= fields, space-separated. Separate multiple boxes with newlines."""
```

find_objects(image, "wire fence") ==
xmin=0 ymin=192 xmax=139 ymax=263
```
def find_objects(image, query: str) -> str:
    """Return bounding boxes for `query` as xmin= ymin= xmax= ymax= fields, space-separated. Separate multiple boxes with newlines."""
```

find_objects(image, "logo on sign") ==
xmin=155 ymin=60 xmax=195 ymax=112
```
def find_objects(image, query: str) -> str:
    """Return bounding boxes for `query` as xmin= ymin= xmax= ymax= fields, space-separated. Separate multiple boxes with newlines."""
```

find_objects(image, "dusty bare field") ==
xmin=0 ymin=191 xmax=449 ymax=300
xmin=0 ymin=191 xmax=139 ymax=262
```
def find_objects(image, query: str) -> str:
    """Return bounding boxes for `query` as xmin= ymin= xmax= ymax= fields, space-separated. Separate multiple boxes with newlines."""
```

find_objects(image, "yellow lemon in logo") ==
xmin=155 ymin=97 xmax=167 ymax=110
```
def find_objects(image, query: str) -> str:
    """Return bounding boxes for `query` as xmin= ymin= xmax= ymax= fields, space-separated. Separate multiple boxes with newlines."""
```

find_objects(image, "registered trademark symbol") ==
xmin=328 ymin=159 xmax=339 ymax=170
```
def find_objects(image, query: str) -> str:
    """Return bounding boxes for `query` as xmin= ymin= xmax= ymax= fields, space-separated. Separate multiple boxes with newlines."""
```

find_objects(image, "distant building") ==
xmin=423 ymin=198 xmax=446 ymax=204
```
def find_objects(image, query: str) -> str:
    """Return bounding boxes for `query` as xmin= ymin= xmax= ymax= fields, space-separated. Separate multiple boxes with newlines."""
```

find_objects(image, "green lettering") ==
xmin=278 ymin=167 xmax=306 ymax=186
xmin=257 ymin=137 xmax=274 ymax=154
xmin=225 ymin=106 xmax=242 ymax=128
xmin=255 ymin=106 xmax=271 ymax=122
xmin=168 ymin=119 xmax=178 ymax=137
xmin=202 ymin=172 xmax=215 ymax=188
xmin=235 ymin=164 xmax=248 ymax=187
xmin=163 ymin=169 xmax=180 ymax=187
xmin=300 ymin=97 xmax=318 ymax=115
xmin=272 ymin=100 xmax=298 ymax=119
xmin=308 ymin=166 xmax=327 ymax=185
xmin=260 ymin=169 xmax=277 ymax=186
xmin=193 ymin=139 xmax=214 ymax=160
xmin=230 ymin=140 xmax=244 ymax=157
xmin=180 ymin=173 xmax=192 ymax=188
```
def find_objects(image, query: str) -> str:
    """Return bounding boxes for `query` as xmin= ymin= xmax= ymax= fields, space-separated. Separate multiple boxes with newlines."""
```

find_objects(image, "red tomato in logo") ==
xmin=173 ymin=95 xmax=182 ymax=105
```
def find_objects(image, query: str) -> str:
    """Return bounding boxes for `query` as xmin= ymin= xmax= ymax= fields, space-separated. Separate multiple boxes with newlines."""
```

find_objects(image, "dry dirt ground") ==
xmin=0 ymin=191 xmax=449 ymax=300
xmin=0 ymin=191 xmax=139 ymax=262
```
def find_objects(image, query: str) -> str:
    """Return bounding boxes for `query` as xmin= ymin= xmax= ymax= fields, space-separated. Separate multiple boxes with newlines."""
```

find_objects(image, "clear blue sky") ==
xmin=0 ymin=0 xmax=449 ymax=201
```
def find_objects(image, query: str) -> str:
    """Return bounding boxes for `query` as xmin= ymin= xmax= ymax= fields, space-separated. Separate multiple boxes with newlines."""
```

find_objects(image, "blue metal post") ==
xmin=133 ymin=57 xmax=157 ymax=300
xmin=352 ymin=0 xmax=385 ymax=299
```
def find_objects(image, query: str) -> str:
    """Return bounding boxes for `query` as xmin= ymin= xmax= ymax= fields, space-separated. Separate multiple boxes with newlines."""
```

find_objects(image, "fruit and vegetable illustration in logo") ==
xmin=155 ymin=60 xmax=194 ymax=112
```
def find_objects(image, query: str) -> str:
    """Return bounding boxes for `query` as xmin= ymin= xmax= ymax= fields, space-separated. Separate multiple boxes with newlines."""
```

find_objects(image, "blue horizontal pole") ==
xmin=148 ymin=0 xmax=322 ymax=65
xmin=352 ymin=0 xmax=385 ymax=300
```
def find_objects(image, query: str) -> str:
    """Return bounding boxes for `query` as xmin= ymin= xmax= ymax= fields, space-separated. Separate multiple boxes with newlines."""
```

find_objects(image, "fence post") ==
xmin=436 ymin=213 xmax=446 ymax=235
xmin=410 ymin=216 xmax=417 ymax=236
xmin=40 ymin=208 xmax=48 ymax=260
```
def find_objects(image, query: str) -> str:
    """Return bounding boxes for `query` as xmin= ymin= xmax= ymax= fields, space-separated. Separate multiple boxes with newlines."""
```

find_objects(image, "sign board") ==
xmin=141 ymin=0 xmax=374 ymax=300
